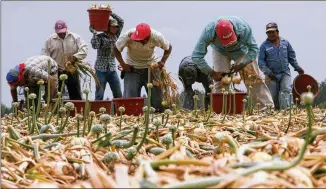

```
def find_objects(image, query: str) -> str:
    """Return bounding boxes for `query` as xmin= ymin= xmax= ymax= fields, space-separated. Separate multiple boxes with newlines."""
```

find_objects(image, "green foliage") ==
xmin=314 ymin=79 xmax=326 ymax=108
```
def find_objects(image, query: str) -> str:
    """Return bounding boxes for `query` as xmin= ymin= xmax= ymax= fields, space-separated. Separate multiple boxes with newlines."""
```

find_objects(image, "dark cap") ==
xmin=266 ymin=22 xmax=278 ymax=32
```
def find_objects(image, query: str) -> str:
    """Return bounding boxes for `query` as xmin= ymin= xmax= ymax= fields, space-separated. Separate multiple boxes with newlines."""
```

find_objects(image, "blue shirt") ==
xmin=191 ymin=16 xmax=259 ymax=75
xmin=258 ymin=37 xmax=301 ymax=79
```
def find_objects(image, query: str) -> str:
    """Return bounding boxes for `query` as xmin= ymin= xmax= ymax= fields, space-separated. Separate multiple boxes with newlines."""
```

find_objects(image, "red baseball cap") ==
xmin=216 ymin=19 xmax=237 ymax=47
xmin=130 ymin=23 xmax=151 ymax=41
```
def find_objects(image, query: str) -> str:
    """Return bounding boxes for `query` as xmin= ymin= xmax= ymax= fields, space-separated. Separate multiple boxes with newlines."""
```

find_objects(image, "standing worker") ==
xmin=114 ymin=23 xmax=172 ymax=112
xmin=6 ymin=55 xmax=59 ymax=107
xmin=258 ymin=22 xmax=305 ymax=109
xmin=42 ymin=20 xmax=88 ymax=100
xmin=90 ymin=9 xmax=124 ymax=100
xmin=178 ymin=56 xmax=213 ymax=110
xmin=192 ymin=16 xmax=274 ymax=110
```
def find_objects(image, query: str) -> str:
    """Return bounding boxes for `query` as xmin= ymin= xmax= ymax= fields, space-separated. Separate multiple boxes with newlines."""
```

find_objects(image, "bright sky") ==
xmin=2 ymin=1 xmax=326 ymax=106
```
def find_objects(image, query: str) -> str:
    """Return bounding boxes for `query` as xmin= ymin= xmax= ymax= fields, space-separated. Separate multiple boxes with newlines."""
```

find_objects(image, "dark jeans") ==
xmin=95 ymin=70 xmax=122 ymax=100
xmin=123 ymin=68 xmax=163 ymax=112
xmin=58 ymin=70 xmax=82 ymax=100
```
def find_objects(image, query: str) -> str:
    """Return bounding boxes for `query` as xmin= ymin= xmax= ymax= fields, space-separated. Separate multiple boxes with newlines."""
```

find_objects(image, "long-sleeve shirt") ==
xmin=91 ymin=13 xmax=124 ymax=72
xmin=41 ymin=30 xmax=88 ymax=70
xmin=191 ymin=16 xmax=259 ymax=75
xmin=258 ymin=37 xmax=301 ymax=79
xmin=24 ymin=55 xmax=58 ymax=84
xmin=10 ymin=55 xmax=58 ymax=102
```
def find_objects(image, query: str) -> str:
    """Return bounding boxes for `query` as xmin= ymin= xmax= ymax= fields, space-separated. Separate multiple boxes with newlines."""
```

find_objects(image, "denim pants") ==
xmin=123 ymin=68 xmax=163 ymax=112
xmin=95 ymin=70 xmax=122 ymax=100
xmin=266 ymin=74 xmax=292 ymax=110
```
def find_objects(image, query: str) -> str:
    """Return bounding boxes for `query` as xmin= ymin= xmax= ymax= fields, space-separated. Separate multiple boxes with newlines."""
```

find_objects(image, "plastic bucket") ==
xmin=87 ymin=9 xmax=111 ymax=31
xmin=64 ymin=100 xmax=112 ymax=117
xmin=292 ymin=74 xmax=319 ymax=101
xmin=209 ymin=92 xmax=247 ymax=114
xmin=113 ymin=97 xmax=145 ymax=116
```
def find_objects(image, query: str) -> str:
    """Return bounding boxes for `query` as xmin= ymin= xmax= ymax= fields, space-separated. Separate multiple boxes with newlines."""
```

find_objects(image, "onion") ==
xmin=221 ymin=76 xmax=231 ymax=85
xmin=252 ymin=152 xmax=272 ymax=162
xmin=232 ymin=75 xmax=241 ymax=84
xmin=71 ymin=137 xmax=89 ymax=147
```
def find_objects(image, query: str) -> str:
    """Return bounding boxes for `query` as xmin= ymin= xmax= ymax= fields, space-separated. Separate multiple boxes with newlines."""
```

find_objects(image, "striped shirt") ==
xmin=41 ymin=31 xmax=88 ymax=70
xmin=91 ymin=13 xmax=124 ymax=72
xmin=23 ymin=55 xmax=58 ymax=84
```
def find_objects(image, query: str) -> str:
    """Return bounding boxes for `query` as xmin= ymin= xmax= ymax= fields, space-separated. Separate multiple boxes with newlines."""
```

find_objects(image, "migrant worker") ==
xmin=178 ymin=56 xmax=213 ymax=110
xmin=42 ymin=20 xmax=88 ymax=100
xmin=258 ymin=22 xmax=305 ymax=110
xmin=6 ymin=55 xmax=59 ymax=107
xmin=90 ymin=10 xmax=124 ymax=100
xmin=192 ymin=16 xmax=274 ymax=110
xmin=114 ymin=23 xmax=172 ymax=112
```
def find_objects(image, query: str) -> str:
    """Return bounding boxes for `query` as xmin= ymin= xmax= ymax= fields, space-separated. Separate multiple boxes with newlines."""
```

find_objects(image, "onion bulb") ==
xmin=232 ymin=75 xmax=241 ymax=84
xmin=221 ymin=75 xmax=231 ymax=85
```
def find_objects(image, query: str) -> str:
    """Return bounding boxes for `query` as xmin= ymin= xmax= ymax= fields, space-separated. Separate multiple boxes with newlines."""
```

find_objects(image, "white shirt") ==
xmin=115 ymin=28 xmax=170 ymax=69
xmin=41 ymin=30 xmax=88 ymax=70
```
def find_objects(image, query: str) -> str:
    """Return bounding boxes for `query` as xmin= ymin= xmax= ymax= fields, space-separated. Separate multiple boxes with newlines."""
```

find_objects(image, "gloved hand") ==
xmin=296 ymin=68 xmax=304 ymax=75
xmin=230 ymin=62 xmax=247 ymax=73
xmin=89 ymin=25 xmax=97 ymax=34
xmin=211 ymin=71 xmax=222 ymax=81
xmin=268 ymin=72 xmax=277 ymax=81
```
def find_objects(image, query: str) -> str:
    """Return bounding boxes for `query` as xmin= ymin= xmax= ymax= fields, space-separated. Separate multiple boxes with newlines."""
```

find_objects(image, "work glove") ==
xmin=89 ymin=25 xmax=97 ymax=34
xmin=268 ymin=72 xmax=277 ymax=81
xmin=296 ymin=68 xmax=305 ymax=75
xmin=230 ymin=62 xmax=247 ymax=73
xmin=211 ymin=70 xmax=222 ymax=81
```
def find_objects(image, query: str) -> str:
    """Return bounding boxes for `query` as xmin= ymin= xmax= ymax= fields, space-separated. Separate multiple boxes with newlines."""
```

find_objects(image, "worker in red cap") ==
xmin=258 ymin=22 xmax=305 ymax=110
xmin=6 ymin=55 xmax=59 ymax=107
xmin=42 ymin=20 xmax=88 ymax=100
xmin=192 ymin=16 xmax=274 ymax=110
xmin=114 ymin=23 xmax=172 ymax=112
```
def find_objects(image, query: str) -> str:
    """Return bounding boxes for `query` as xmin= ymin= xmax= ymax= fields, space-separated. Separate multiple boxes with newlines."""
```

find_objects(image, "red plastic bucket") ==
xmin=292 ymin=74 xmax=319 ymax=101
xmin=113 ymin=97 xmax=145 ymax=116
xmin=87 ymin=9 xmax=111 ymax=31
xmin=210 ymin=92 xmax=247 ymax=114
xmin=64 ymin=100 xmax=112 ymax=117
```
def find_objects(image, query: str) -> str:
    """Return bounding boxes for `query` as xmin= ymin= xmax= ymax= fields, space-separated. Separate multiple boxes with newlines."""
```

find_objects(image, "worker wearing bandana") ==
xmin=178 ymin=56 xmax=213 ymax=110
xmin=6 ymin=55 xmax=59 ymax=107
xmin=191 ymin=16 xmax=274 ymax=110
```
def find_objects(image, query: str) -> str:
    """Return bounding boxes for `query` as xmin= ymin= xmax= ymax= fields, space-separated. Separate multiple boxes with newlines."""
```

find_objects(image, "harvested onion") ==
xmin=232 ymin=75 xmax=241 ymax=84
xmin=221 ymin=75 xmax=231 ymax=85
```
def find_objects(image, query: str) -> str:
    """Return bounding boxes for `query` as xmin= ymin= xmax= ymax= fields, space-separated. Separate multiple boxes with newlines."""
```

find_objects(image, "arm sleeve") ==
xmin=73 ymin=35 xmax=88 ymax=60
xmin=154 ymin=31 xmax=170 ymax=50
xmin=41 ymin=39 xmax=51 ymax=56
xmin=258 ymin=44 xmax=272 ymax=76
xmin=115 ymin=31 xmax=130 ymax=52
xmin=111 ymin=12 xmax=124 ymax=37
xmin=91 ymin=34 xmax=102 ymax=49
xmin=240 ymin=26 xmax=259 ymax=65
xmin=191 ymin=28 xmax=213 ymax=75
